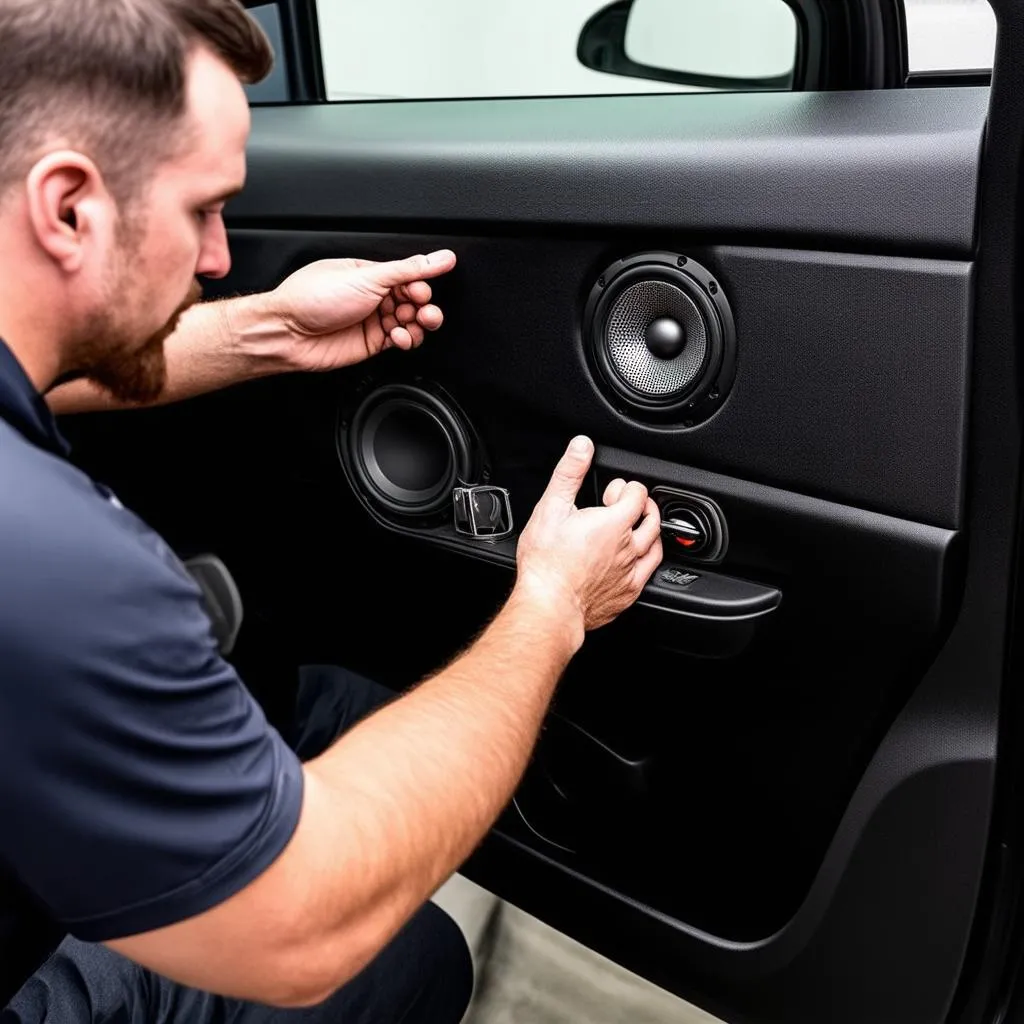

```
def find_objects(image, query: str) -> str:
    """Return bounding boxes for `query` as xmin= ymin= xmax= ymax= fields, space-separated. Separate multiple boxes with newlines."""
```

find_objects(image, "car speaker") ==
xmin=340 ymin=382 xmax=482 ymax=520
xmin=584 ymin=252 xmax=737 ymax=424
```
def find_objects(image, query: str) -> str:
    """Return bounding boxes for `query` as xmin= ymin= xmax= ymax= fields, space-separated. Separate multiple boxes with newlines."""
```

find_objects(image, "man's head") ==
xmin=0 ymin=0 xmax=272 ymax=401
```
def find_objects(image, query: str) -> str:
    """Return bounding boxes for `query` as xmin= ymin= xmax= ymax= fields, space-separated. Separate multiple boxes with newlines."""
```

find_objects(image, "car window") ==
xmin=252 ymin=0 xmax=997 ymax=105
xmin=313 ymin=0 xmax=800 ymax=101
xmin=905 ymin=0 xmax=996 ymax=74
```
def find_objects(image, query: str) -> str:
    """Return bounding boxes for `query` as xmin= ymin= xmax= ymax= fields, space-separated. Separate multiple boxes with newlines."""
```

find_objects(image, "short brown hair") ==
xmin=0 ymin=0 xmax=273 ymax=202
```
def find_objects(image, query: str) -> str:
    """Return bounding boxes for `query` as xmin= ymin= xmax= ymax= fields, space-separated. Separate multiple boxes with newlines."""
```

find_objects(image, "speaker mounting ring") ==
xmin=338 ymin=379 xmax=484 ymax=525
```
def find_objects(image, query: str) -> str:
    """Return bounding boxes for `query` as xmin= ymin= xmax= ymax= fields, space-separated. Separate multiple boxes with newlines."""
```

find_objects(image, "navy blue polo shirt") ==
xmin=0 ymin=340 xmax=304 ymax=1005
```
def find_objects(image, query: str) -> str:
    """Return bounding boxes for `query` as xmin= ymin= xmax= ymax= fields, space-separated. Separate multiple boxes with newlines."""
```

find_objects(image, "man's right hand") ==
xmin=515 ymin=436 xmax=663 ymax=642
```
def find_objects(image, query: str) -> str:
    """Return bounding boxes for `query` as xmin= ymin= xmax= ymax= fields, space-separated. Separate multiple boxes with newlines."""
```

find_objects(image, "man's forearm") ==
xmin=45 ymin=295 xmax=291 ymax=415
xmin=285 ymin=580 xmax=582 ymax=997
xmin=108 ymin=579 xmax=583 ymax=1006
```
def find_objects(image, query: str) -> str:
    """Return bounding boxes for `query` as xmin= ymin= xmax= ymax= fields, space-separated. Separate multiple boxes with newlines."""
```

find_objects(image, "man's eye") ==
xmin=195 ymin=203 xmax=226 ymax=226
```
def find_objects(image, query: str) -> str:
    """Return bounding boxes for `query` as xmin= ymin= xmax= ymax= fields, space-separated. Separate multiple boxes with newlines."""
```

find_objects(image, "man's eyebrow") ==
xmin=209 ymin=185 xmax=244 ymax=205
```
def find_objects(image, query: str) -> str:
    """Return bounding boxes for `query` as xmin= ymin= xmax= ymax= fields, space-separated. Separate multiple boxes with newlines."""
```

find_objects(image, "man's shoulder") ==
xmin=0 ymin=416 xmax=103 ymax=523
xmin=0 ymin=418 xmax=198 ymax=639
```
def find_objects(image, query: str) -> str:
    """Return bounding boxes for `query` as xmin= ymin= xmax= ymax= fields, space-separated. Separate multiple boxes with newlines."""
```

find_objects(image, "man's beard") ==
xmin=72 ymin=278 xmax=204 ymax=405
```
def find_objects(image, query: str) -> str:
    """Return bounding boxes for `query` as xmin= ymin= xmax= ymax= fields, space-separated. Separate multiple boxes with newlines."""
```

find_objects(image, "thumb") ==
xmin=368 ymin=250 xmax=457 ymax=290
xmin=541 ymin=436 xmax=594 ymax=507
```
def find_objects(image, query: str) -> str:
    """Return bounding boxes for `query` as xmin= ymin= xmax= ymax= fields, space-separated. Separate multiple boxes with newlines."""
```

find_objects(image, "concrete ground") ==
xmin=433 ymin=875 xmax=724 ymax=1024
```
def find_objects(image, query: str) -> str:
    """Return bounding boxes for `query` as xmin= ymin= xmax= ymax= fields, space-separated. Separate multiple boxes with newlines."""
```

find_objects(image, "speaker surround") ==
xmin=341 ymin=382 xmax=481 ymax=520
xmin=584 ymin=252 xmax=736 ymax=424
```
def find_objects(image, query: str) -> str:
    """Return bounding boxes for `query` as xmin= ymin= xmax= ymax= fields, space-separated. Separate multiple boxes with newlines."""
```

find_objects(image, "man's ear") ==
xmin=24 ymin=151 xmax=109 ymax=273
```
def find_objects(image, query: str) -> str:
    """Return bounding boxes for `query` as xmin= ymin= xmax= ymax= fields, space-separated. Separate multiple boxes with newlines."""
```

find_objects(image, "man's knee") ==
xmin=292 ymin=665 xmax=397 ymax=760
xmin=329 ymin=900 xmax=473 ymax=1024
xmin=419 ymin=901 xmax=474 ymax=1015
xmin=3 ymin=937 xmax=149 ymax=1023
xmin=395 ymin=901 xmax=473 ymax=1023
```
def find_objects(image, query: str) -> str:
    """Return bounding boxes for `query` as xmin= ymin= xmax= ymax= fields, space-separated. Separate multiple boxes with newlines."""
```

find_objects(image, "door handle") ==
xmin=640 ymin=562 xmax=781 ymax=621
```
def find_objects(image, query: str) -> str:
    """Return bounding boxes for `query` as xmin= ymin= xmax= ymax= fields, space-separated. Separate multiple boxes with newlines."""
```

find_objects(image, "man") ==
xmin=0 ymin=1 xmax=663 ymax=1021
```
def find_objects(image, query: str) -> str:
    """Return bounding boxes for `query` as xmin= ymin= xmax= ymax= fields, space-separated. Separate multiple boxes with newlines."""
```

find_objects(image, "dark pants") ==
xmin=4 ymin=668 xmax=474 ymax=1024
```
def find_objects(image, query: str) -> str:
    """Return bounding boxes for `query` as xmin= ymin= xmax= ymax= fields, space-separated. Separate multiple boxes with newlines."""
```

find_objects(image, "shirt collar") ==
xmin=0 ymin=339 xmax=70 ymax=458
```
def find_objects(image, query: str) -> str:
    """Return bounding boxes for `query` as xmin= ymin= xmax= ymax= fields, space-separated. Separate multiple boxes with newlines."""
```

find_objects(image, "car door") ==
xmin=62 ymin=1 xmax=1024 ymax=1022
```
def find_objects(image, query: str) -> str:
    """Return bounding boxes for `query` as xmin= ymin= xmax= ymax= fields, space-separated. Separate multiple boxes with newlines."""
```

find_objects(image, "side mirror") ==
xmin=578 ymin=0 xmax=801 ymax=92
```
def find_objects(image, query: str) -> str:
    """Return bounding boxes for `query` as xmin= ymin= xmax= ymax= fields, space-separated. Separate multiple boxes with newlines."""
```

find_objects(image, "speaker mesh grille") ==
xmin=606 ymin=280 xmax=708 ymax=397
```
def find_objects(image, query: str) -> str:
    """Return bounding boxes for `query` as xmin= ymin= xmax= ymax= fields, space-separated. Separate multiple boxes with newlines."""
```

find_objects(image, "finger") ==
xmin=631 ymin=498 xmax=661 ymax=555
xmin=416 ymin=304 xmax=444 ymax=331
xmin=394 ymin=302 xmax=417 ymax=324
xmin=390 ymin=325 xmax=414 ymax=350
xmin=609 ymin=480 xmax=648 ymax=525
xmin=404 ymin=280 xmax=433 ymax=305
xmin=334 ymin=258 xmax=376 ymax=269
xmin=381 ymin=314 xmax=398 ymax=333
xmin=633 ymin=538 xmax=664 ymax=589
xmin=407 ymin=323 xmax=426 ymax=347
xmin=364 ymin=316 xmax=386 ymax=353
xmin=370 ymin=250 xmax=457 ymax=290
xmin=541 ymin=436 xmax=594 ymax=507
xmin=381 ymin=294 xmax=396 ymax=316
xmin=602 ymin=478 xmax=626 ymax=506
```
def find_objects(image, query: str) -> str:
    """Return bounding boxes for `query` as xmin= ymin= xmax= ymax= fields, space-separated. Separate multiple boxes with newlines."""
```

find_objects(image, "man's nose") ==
xmin=196 ymin=216 xmax=232 ymax=280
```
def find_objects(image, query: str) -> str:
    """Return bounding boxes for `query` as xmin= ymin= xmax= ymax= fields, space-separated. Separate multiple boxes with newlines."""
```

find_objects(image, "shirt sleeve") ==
xmin=0 ymin=470 xmax=304 ymax=941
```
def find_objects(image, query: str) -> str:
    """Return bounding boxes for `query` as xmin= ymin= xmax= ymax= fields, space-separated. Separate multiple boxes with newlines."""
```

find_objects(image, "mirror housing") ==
xmin=577 ymin=0 xmax=808 ymax=92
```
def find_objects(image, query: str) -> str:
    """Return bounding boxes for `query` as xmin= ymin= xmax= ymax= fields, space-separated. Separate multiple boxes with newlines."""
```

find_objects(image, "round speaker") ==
xmin=342 ymin=383 xmax=480 ymax=519
xmin=584 ymin=252 xmax=736 ymax=424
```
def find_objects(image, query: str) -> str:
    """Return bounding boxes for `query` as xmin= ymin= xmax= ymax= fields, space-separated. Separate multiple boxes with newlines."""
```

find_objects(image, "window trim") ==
xmin=244 ymin=0 xmax=326 ymax=103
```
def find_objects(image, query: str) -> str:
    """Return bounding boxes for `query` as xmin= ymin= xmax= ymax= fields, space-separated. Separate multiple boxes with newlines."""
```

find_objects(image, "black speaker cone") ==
xmin=344 ymin=383 xmax=480 ymax=519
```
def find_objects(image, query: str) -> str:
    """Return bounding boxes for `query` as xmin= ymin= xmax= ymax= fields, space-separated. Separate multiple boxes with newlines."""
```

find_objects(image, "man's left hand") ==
xmin=46 ymin=250 xmax=459 ymax=416
xmin=257 ymin=250 xmax=458 ymax=373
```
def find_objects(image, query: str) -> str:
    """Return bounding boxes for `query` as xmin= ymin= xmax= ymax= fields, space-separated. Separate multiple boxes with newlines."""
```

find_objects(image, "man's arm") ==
xmin=46 ymin=251 xmax=458 ymax=415
xmin=108 ymin=438 xmax=663 ymax=1007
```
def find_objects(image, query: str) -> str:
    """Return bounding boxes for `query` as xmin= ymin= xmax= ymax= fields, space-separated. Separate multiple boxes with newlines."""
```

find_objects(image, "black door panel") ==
xmin=64 ymin=330 xmax=985 ymax=1022
xmin=61 ymin=79 xmax=1014 ymax=1024
xmin=224 ymin=230 xmax=971 ymax=525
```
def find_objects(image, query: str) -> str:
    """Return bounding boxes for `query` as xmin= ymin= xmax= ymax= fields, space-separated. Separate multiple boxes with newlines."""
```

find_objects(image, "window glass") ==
xmin=904 ymin=0 xmax=996 ymax=74
xmin=311 ymin=0 xmax=997 ymax=103
xmin=245 ymin=3 xmax=291 ymax=103
xmin=315 ymin=0 xmax=797 ymax=101
xmin=625 ymin=0 xmax=797 ymax=83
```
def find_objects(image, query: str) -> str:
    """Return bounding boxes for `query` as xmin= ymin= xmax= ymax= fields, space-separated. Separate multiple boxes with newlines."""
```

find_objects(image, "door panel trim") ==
xmin=233 ymin=88 xmax=987 ymax=255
